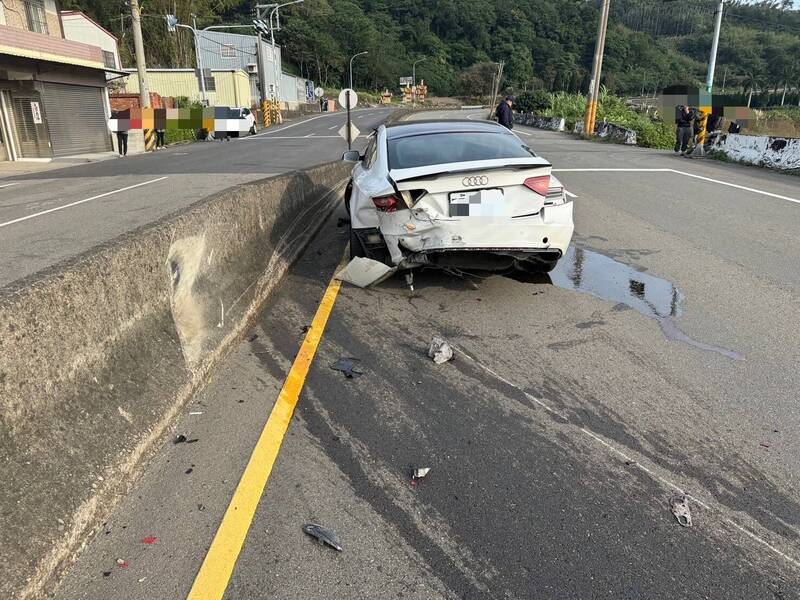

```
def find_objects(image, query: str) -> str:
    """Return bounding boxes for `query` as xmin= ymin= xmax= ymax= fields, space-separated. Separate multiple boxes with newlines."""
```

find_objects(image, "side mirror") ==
xmin=342 ymin=150 xmax=361 ymax=163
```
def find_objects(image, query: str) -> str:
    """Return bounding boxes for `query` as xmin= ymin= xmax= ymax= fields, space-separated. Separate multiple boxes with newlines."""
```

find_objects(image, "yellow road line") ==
xmin=187 ymin=261 xmax=345 ymax=600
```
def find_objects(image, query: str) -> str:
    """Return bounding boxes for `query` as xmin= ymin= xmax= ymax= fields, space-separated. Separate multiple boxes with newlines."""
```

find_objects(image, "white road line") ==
xmin=552 ymin=167 xmax=800 ymax=205
xmin=553 ymin=168 xmax=673 ymax=172
xmin=328 ymin=125 xmax=338 ymax=130
xmin=0 ymin=177 xmax=168 ymax=228
xmin=516 ymin=130 xmax=533 ymax=136
xmin=304 ymin=133 xmax=314 ymax=138
xmin=245 ymin=108 xmax=378 ymax=139
xmin=0 ymin=182 xmax=19 ymax=189
xmin=670 ymin=169 xmax=800 ymax=205
xmin=565 ymin=190 xmax=578 ymax=198
xmin=248 ymin=135 xmax=341 ymax=140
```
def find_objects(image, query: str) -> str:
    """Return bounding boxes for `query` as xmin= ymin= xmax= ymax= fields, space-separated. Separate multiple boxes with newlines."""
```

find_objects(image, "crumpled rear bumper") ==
xmin=377 ymin=201 xmax=574 ymax=267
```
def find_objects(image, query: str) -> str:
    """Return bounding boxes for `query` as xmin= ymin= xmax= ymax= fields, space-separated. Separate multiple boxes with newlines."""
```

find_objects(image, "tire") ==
xmin=250 ymin=125 xmax=256 ymax=135
xmin=344 ymin=179 xmax=353 ymax=216
xmin=349 ymin=226 xmax=366 ymax=259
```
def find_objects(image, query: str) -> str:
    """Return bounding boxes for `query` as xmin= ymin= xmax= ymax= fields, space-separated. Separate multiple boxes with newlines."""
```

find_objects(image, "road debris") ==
xmin=141 ymin=536 xmax=157 ymax=545
xmin=103 ymin=571 xmax=112 ymax=577
xmin=117 ymin=406 xmax=133 ymax=423
xmin=335 ymin=256 xmax=396 ymax=288
xmin=116 ymin=558 xmax=128 ymax=569
xmin=330 ymin=357 xmax=364 ymax=379
xmin=189 ymin=411 xmax=204 ymax=416
xmin=248 ymin=333 xmax=259 ymax=342
xmin=174 ymin=434 xmax=187 ymax=444
xmin=428 ymin=337 xmax=453 ymax=364
xmin=185 ymin=468 xmax=193 ymax=474
xmin=302 ymin=523 xmax=343 ymax=551
xmin=410 ymin=466 xmax=431 ymax=488
xmin=669 ymin=495 xmax=693 ymax=527
xmin=760 ymin=442 xmax=770 ymax=449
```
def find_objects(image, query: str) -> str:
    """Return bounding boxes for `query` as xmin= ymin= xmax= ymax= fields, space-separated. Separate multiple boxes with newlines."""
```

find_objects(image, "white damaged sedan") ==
xmin=342 ymin=120 xmax=573 ymax=274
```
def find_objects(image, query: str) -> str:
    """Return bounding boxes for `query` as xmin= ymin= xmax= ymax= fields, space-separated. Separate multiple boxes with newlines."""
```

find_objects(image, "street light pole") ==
xmin=706 ymin=0 xmax=724 ymax=93
xmin=349 ymin=51 xmax=368 ymax=91
xmin=192 ymin=15 xmax=207 ymax=105
xmin=268 ymin=0 xmax=304 ymax=110
xmin=169 ymin=17 xmax=208 ymax=106
xmin=412 ymin=57 xmax=426 ymax=107
xmin=583 ymin=0 xmax=610 ymax=136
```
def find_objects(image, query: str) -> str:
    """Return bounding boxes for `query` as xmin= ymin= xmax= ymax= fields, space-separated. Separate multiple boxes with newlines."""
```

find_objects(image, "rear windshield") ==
xmin=388 ymin=131 xmax=534 ymax=170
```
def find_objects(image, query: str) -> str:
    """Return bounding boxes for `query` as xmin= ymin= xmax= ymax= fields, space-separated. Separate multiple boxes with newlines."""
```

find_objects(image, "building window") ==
xmin=24 ymin=0 xmax=48 ymax=34
xmin=203 ymin=76 xmax=216 ymax=92
xmin=221 ymin=45 xmax=236 ymax=59
xmin=102 ymin=51 xmax=116 ymax=69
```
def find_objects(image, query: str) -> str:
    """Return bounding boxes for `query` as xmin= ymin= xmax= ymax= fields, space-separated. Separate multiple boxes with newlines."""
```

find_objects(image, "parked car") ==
xmin=342 ymin=120 xmax=574 ymax=274
xmin=210 ymin=107 xmax=257 ymax=139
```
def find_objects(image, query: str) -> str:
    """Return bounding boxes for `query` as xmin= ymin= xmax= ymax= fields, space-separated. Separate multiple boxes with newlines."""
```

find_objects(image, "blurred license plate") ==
xmin=449 ymin=189 xmax=505 ymax=217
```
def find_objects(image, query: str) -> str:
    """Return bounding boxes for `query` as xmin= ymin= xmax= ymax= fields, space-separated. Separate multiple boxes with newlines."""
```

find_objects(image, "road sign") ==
xmin=400 ymin=76 xmax=413 ymax=86
xmin=338 ymin=122 xmax=360 ymax=142
xmin=338 ymin=88 xmax=358 ymax=110
xmin=253 ymin=19 xmax=270 ymax=36
xmin=314 ymin=87 xmax=325 ymax=98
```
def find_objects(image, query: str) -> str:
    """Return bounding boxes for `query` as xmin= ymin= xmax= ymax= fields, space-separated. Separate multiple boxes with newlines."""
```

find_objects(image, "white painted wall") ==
xmin=61 ymin=12 xmax=120 ymax=69
xmin=713 ymin=133 xmax=800 ymax=172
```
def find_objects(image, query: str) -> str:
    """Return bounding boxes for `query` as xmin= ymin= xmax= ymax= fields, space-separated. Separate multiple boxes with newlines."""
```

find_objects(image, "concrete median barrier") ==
xmin=0 ymin=160 xmax=350 ymax=599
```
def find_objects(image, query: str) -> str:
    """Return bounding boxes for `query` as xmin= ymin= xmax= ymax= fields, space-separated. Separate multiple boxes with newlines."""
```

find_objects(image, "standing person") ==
xmin=496 ymin=95 xmax=515 ymax=130
xmin=112 ymin=110 xmax=129 ymax=157
xmin=155 ymin=128 xmax=165 ymax=149
xmin=674 ymin=105 xmax=693 ymax=154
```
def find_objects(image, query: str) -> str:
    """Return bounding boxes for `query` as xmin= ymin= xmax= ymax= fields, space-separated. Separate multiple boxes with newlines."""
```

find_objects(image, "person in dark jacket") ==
xmin=496 ymin=95 xmax=515 ymax=130
xmin=674 ymin=105 xmax=693 ymax=154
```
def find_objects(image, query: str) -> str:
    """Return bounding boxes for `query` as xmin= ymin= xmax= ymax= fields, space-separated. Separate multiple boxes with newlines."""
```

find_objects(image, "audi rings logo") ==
xmin=462 ymin=175 xmax=488 ymax=187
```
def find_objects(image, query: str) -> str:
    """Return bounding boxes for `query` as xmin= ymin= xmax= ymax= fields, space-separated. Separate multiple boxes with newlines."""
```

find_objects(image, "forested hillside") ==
xmin=63 ymin=0 xmax=800 ymax=104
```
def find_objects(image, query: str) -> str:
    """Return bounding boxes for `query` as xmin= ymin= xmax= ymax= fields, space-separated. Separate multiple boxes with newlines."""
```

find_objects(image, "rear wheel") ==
xmin=344 ymin=179 xmax=353 ymax=215
xmin=249 ymin=124 xmax=256 ymax=135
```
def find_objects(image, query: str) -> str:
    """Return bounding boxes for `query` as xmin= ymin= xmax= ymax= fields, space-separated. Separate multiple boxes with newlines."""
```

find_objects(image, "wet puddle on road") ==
xmin=548 ymin=246 xmax=744 ymax=360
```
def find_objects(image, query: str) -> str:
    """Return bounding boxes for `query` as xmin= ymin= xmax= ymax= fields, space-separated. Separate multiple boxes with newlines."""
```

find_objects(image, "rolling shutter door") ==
xmin=40 ymin=82 xmax=111 ymax=156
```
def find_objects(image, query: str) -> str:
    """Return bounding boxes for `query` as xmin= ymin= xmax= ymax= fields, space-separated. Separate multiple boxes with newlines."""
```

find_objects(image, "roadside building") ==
xmin=196 ymin=30 xmax=314 ymax=108
xmin=60 ymin=10 xmax=121 ymax=74
xmin=122 ymin=68 xmax=252 ymax=108
xmin=0 ymin=0 xmax=124 ymax=160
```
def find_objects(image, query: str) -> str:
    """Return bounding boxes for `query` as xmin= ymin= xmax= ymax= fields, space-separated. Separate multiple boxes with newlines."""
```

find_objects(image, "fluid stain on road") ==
xmin=550 ymin=245 xmax=744 ymax=360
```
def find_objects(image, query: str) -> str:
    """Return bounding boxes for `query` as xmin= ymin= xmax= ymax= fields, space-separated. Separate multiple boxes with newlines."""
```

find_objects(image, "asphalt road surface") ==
xmin=55 ymin=109 xmax=800 ymax=599
xmin=0 ymin=107 xmax=394 ymax=288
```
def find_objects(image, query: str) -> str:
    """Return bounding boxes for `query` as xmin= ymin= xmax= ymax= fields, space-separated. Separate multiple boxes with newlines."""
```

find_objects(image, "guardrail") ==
xmin=0 ymin=161 xmax=351 ymax=600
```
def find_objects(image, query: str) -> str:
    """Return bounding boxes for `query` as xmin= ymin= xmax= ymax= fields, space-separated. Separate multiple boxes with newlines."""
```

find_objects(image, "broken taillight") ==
xmin=523 ymin=175 xmax=551 ymax=197
xmin=372 ymin=194 xmax=399 ymax=212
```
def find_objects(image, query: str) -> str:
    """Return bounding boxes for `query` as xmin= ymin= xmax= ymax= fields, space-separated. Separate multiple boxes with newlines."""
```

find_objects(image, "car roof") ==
xmin=384 ymin=119 xmax=509 ymax=140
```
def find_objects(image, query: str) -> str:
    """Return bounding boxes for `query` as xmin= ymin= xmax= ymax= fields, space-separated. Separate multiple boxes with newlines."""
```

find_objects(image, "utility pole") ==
xmin=130 ymin=0 xmax=150 ymax=108
xmin=706 ymin=0 xmax=724 ymax=94
xmin=583 ymin=0 xmax=610 ymax=136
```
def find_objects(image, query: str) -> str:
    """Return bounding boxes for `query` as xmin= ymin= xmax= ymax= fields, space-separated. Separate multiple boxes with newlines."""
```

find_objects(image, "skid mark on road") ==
xmin=453 ymin=344 xmax=800 ymax=572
